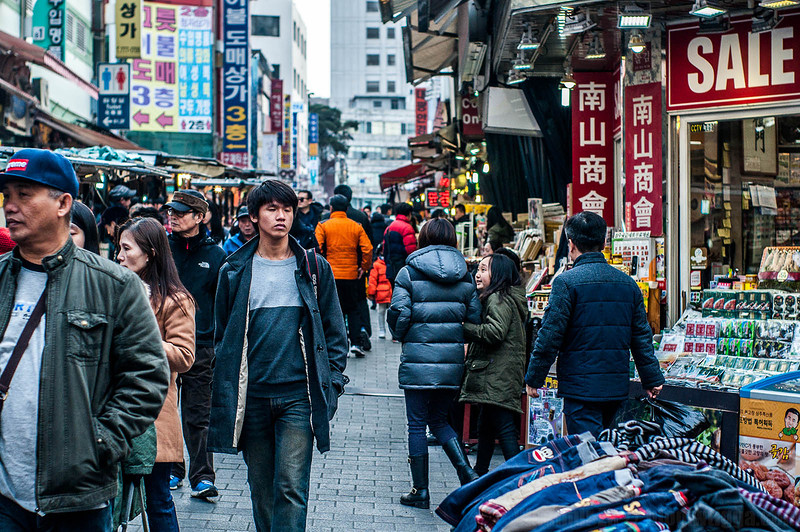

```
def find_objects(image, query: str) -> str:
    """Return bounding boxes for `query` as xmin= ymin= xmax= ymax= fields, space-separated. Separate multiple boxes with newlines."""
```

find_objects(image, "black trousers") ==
xmin=335 ymin=279 xmax=364 ymax=347
xmin=563 ymin=398 xmax=623 ymax=438
xmin=356 ymin=279 xmax=372 ymax=336
xmin=475 ymin=404 xmax=520 ymax=475
xmin=173 ymin=345 xmax=215 ymax=486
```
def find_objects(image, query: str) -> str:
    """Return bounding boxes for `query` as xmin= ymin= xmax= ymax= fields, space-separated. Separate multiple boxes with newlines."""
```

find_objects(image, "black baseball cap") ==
xmin=0 ymin=149 xmax=79 ymax=197
xmin=236 ymin=205 xmax=249 ymax=219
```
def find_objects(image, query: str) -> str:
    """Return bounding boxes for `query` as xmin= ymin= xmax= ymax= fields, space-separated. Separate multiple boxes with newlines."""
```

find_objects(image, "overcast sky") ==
xmin=295 ymin=0 xmax=331 ymax=98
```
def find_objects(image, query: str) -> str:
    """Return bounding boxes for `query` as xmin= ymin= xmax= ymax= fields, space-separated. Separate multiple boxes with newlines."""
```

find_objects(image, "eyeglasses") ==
xmin=298 ymin=196 xmax=310 ymax=201
xmin=167 ymin=208 xmax=192 ymax=217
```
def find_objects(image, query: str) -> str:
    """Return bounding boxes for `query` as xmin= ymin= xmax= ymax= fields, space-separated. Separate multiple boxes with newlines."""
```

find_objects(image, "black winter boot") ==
xmin=400 ymin=454 xmax=429 ymax=509
xmin=442 ymin=438 xmax=480 ymax=485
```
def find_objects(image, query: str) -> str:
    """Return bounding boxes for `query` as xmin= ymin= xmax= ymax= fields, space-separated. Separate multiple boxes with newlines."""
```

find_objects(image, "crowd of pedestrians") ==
xmin=0 ymin=148 xmax=665 ymax=532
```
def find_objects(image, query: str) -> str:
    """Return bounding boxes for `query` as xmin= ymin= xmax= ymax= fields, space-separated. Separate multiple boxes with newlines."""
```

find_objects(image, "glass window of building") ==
xmin=366 ymin=81 xmax=379 ymax=93
xmin=293 ymin=21 xmax=297 ymax=42
xmin=390 ymin=98 xmax=405 ymax=110
xmin=366 ymin=27 xmax=379 ymax=39
xmin=387 ymin=80 xmax=396 ymax=93
xmin=366 ymin=1 xmax=378 ymax=12
xmin=252 ymin=16 xmax=280 ymax=36
xmin=387 ymin=27 xmax=395 ymax=39
xmin=272 ymin=64 xmax=280 ymax=78
xmin=687 ymin=116 xmax=800 ymax=293
xmin=366 ymin=54 xmax=380 ymax=66
xmin=373 ymin=100 xmax=382 ymax=108
xmin=387 ymin=54 xmax=396 ymax=66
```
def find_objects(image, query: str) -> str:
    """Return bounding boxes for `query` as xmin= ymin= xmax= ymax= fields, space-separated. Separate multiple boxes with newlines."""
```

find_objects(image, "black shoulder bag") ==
xmin=0 ymin=291 xmax=46 ymax=415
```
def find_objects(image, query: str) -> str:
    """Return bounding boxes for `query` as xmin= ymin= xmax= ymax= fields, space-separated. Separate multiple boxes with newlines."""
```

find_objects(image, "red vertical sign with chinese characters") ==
xmin=625 ymin=82 xmax=663 ymax=235
xmin=270 ymin=79 xmax=283 ymax=133
xmin=571 ymin=72 xmax=616 ymax=226
xmin=415 ymin=88 xmax=427 ymax=136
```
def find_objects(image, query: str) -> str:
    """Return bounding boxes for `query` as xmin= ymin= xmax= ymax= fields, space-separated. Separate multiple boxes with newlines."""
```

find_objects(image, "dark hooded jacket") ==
xmin=460 ymin=286 xmax=529 ymax=413
xmin=370 ymin=212 xmax=388 ymax=245
xmin=387 ymin=245 xmax=481 ymax=389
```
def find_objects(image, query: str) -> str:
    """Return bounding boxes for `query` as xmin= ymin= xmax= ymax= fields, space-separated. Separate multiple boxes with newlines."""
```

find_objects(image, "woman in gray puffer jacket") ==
xmin=388 ymin=219 xmax=482 ymax=510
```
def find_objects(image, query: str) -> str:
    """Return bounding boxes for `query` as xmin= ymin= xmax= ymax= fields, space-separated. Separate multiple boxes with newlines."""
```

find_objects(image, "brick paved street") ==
xmin=126 ymin=309 xmax=493 ymax=531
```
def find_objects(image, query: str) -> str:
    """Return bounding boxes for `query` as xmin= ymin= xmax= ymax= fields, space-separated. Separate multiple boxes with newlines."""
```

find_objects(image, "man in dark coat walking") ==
xmin=525 ymin=212 xmax=664 ymax=437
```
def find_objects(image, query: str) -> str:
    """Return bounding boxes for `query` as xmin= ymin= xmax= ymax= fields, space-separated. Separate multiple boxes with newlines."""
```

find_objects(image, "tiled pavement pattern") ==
xmin=125 ymin=309 xmax=501 ymax=531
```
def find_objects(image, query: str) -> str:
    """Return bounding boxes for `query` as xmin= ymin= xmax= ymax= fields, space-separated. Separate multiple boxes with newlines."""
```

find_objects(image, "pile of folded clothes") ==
xmin=436 ymin=421 xmax=800 ymax=532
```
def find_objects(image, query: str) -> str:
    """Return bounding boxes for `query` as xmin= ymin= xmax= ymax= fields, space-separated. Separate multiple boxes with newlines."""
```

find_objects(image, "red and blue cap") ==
xmin=0 ymin=149 xmax=79 ymax=198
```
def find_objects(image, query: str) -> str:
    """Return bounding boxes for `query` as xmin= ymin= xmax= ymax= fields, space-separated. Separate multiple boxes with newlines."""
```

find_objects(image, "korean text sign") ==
xmin=415 ymin=88 xmax=427 ymax=136
xmin=270 ymin=79 xmax=283 ymax=134
xmin=220 ymin=0 xmax=250 ymax=168
xmin=129 ymin=2 xmax=213 ymax=133
xmin=116 ymin=0 xmax=142 ymax=59
xmin=32 ymin=0 xmax=65 ymax=60
xmin=571 ymin=72 xmax=616 ymax=225
xmin=625 ymin=82 xmax=663 ymax=235
xmin=667 ymin=13 xmax=800 ymax=111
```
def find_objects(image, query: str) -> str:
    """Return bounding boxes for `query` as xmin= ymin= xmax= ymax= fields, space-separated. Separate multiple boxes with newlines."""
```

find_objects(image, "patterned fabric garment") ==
xmin=476 ymin=455 xmax=636 ymax=530
xmin=437 ymin=433 xmax=609 ymax=526
xmin=739 ymin=489 xmax=800 ymax=530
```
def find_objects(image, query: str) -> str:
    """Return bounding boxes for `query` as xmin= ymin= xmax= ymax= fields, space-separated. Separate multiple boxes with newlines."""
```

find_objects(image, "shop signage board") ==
xmin=425 ymin=188 xmax=451 ymax=209
xmin=116 ymin=0 xmax=142 ymax=59
xmin=415 ymin=88 xmax=427 ymax=136
xmin=31 ymin=0 xmax=65 ymax=60
xmin=625 ymin=82 xmax=663 ymax=235
xmin=129 ymin=2 xmax=213 ymax=134
xmin=309 ymin=112 xmax=319 ymax=183
xmin=219 ymin=0 xmax=249 ymax=167
xmin=281 ymin=95 xmax=291 ymax=168
xmin=667 ymin=13 xmax=800 ymax=111
xmin=571 ymin=71 xmax=616 ymax=226
xmin=461 ymin=95 xmax=482 ymax=138
xmin=97 ymin=63 xmax=131 ymax=129
xmin=270 ymin=79 xmax=283 ymax=134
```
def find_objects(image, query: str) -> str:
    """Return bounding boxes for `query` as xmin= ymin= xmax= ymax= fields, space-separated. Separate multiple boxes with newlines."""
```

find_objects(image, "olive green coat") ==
xmin=460 ymin=287 xmax=528 ymax=413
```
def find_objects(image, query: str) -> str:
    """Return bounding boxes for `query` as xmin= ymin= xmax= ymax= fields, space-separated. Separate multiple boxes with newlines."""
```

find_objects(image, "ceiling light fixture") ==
xmin=697 ymin=14 xmax=731 ymax=33
xmin=517 ymin=25 xmax=540 ymax=50
xmin=585 ymin=34 xmax=606 ymax=59
xmin=507 ymin=69 xmax=526 ymax=85
xmin=512 ymin=52 xmax=533 ymax=71
xmin=690 ymin=0 xmax=727 ymax=18
xmin=759 ymin=0 xmax=799 ymax=8
xmin=560 ymin=68 xmax=577 ymax=90
xmin=628 ymin=32 xmax=646 ymax=53
xmin=617 ymin=4 xmax=652 ymax=28
xmin=562 ymin=11 xmax=596 ymax=35
xmin=752 ymin=7 xmax=781 ymax=32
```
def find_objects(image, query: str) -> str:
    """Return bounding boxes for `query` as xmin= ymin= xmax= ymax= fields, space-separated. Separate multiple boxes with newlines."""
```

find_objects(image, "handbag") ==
xmin=0 ymin=290 xmax=46 ymax=415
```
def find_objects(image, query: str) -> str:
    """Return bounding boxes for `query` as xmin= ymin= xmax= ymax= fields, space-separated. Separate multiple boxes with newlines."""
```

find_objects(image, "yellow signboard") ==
xmin=115 ymin=0 xmax=141 ymax=59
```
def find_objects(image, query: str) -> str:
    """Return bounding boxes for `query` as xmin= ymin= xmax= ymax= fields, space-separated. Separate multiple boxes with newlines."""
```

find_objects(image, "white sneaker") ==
xmin=350 ymin=346 xmax=365 ymax=358
xmin=378 ymin=331 xmax=386 ymax=339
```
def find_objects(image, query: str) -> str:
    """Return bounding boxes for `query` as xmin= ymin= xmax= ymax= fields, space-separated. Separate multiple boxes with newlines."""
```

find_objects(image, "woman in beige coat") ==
xmin=118 ymin=217 xmax=195 ymax=531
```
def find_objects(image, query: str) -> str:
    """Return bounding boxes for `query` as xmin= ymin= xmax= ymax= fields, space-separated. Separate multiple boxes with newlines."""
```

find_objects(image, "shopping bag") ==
xmin=645 ymin=397 xmax=710 ymax=439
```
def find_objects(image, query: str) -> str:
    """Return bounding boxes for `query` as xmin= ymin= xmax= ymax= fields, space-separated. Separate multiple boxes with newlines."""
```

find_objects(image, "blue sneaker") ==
xmin=190 ymin=480 xmax=218 ymax=499
xmin=169 ymin=475 xmax=183 ymax=490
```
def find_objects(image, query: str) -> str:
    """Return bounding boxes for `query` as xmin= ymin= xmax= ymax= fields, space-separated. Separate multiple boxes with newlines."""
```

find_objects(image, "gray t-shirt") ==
xmin=0 ymin=262 xmax=47 ymax=511
xmin=247 ymin=255 xmax=307 ymax=397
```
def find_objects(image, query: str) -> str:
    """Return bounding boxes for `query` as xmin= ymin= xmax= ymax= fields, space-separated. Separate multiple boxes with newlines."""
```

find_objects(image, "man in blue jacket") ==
xmin=209 ymin=180 xmax=348 ymax=532
xmin=525 ymin=212 xmax=664 ymax=437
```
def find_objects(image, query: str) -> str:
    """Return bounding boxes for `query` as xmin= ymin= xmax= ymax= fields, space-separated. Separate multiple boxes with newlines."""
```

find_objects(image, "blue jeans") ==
xmin=241 ymin=393 xmax=314 ymax=532
xmin=144 ymin=462 xmax=180 ymax=531
xmin=404 ymin=389 xmax=459 ymax=455
xmin=0 ymin=494 xmax=112 ymax=531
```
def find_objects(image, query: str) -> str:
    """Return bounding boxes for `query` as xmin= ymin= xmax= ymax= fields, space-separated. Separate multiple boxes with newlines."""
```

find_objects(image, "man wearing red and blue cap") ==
xmin=0 ymin=149 xmax=169 ymax=529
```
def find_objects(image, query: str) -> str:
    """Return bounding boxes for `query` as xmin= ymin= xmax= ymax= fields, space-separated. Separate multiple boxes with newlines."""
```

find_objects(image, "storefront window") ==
xmin=688 ymin=116 xmax=800 ymax=291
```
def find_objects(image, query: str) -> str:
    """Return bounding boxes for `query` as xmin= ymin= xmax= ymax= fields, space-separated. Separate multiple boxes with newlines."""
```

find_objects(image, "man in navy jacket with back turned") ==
xmin=525 ymin=211 xmax=664 ymax=437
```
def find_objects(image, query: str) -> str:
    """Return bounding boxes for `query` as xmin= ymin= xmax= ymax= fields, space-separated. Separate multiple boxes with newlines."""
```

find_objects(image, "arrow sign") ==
xmin=156 ymin=112 xmax=173 ymax=128
xmin=133 ymin=110 xmax=149 ymax=126
xmin=98 ymin=94 xmax=130 ymax=130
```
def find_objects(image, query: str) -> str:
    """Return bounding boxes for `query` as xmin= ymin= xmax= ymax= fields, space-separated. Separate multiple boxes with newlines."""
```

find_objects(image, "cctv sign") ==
xmin=667 ymin=12 xmax=800 ymax=111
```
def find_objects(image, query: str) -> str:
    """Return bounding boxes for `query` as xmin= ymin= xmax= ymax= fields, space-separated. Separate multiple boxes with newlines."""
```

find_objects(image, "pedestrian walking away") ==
xmin=388 ymin=218 xmax=482 ymax=509
xmin=383 ymin=202 xmax=417 ymax=287
xmin=460 ymin=254 xmax=528 ymax=476
xmin=525 ymin=211 xmax=665 ymax=437
xmin=0 ymin=148 xmax=169 ymax=530
xmin=316 ymin=194 xmax=373 ymax=358
xmin=367 ymin=243 xmax=392 ymax=339
xmin=166 ymin=189 xmax=226 ymax=499
xmin=118 ymin=217 xmax=197 ymax=532
xmin=209 ymin=180 xmax=349 ymax=532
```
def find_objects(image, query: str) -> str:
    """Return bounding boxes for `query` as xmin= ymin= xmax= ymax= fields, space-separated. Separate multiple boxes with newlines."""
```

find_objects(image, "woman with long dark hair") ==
xmin=388 ymin=219 xmax=482 ymax=509
xmin=70 ymin=200 xmax=100 ymax=254
xmin=485 ymin=206 xmax=515 ymax=249
xmin=118 ymin=217 xmax=196 ymax=531
xmin=460 ymin=253 xmax=528 ymax=475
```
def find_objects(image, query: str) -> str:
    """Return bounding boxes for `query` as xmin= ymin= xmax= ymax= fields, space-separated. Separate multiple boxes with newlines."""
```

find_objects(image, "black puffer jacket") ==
xmin=388 ymin=245 xmax=481 ymax=389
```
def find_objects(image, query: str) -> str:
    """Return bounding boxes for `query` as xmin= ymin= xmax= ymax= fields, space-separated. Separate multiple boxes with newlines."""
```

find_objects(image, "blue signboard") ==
xmin=308 ymin=113 xmax=319 ymax=143
xmin=220 ymin=0 xmax=249 ymax=168
xmin=99 ymin=96 xmax=131 ymax=129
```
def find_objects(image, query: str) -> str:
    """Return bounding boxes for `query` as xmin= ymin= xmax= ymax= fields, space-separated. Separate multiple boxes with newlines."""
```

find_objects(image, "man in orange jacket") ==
xmin=316 ymin=195 xmax=373 ymax=357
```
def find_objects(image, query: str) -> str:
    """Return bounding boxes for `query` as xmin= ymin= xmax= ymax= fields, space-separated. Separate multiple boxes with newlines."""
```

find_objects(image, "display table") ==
xmin=629 ymin=381 xmax=740 ymax=460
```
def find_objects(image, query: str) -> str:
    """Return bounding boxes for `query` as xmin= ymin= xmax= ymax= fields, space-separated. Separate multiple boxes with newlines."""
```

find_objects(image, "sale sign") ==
xmin=667 ymin=12 xmax=800 ymax=111
xmin=571 ymin=72 xmax=615 ymax=226
xmin=625 ymin=82 xmax=663 ymax=235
